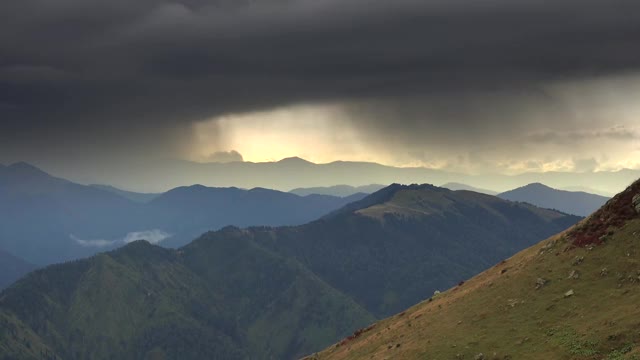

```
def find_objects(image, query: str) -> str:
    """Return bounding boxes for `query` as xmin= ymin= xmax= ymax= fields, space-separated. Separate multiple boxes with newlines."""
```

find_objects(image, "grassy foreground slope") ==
xmin=313 ymin=180 xmax=640 ymax=360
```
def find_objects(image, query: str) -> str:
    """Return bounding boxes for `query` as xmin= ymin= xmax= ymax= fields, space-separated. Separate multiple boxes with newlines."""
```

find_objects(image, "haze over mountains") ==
xmin=440 ymin=183 xmax=498 ymax=195
xmin=314 ymin=178 xmax=640 ymax=360
xmin=29 ymin=157 xmax=638 ymax=196
xmin=0 ymin=183 xmax=581 ymax=359
xmin=0 ymin=162 xmax=366 ymax=265
xmin=290 ymin=185 xmax=386 ymax=197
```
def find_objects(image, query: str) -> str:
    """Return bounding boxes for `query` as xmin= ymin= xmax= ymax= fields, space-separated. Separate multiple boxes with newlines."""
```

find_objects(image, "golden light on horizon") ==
xmin=192 ymin=104 xmax=386 ymax=164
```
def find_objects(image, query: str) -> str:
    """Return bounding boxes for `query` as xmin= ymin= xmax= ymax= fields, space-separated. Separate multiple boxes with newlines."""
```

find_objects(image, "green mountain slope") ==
xmin=0 ymin=237 xmax=373 ymax=360
xmin=313 ymin=179 xmax=640 ymax=360
xmin=0 ymin=184 xmax=580 ymax=359
xmin=261 ymin=184 xmax=580 ymax=317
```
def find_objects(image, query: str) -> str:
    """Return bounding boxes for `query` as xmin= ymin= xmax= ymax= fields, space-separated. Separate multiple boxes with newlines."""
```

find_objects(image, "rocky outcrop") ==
xmin=633 ymin=194 xmax=640 ymax=214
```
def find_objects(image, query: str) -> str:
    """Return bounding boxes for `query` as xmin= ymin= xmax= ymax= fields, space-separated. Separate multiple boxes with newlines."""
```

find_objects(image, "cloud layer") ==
xmin=2 ymin=0 xmax=640 ymax=172
xmin=71 ymin=230 xmax=172 ymax=248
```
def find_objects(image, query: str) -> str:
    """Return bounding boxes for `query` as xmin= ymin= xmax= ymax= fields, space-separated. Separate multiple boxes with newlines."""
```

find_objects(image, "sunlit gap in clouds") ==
xmin=188 ymin=72 xmax=640 ymax=174
xmin=191 ymin=103 xmax=381 ymax=165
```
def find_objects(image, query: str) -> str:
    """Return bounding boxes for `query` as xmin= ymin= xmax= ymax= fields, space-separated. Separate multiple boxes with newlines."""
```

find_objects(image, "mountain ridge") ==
xmin=0 ymin=182 xmax=581 ymax=359
xmin=31 ymin=158 xmax=636 ymax=195
xmin=313 ymin=178 xmax=640 ymax=360
xmin=0 ymin=163 xmax=368 ymax=265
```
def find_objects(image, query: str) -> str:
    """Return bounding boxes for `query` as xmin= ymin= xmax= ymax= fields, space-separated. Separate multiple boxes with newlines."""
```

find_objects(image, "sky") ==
xmin=2 ymin=0 xmax=640 ymax=179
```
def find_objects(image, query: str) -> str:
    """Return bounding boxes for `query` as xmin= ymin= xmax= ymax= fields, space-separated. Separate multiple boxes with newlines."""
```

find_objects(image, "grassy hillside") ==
xmin=313 ymin=180 xmax=640 ymax=360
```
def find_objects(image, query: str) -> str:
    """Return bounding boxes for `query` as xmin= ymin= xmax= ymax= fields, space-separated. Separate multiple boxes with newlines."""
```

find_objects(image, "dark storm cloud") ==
xmin=2 ymin=0 xmax=640 ymax=161
xmin=527 ymin=126 xmax=640 ymax=145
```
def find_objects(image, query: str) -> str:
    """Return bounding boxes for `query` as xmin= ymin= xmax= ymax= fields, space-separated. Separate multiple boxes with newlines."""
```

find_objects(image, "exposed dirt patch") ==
xmin=336 ymin=324 xmax=377 ymax=347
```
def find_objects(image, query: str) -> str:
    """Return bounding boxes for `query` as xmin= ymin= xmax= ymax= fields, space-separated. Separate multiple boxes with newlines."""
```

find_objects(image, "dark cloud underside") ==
xmin=1 ymin=0 xmax=640 ymax=165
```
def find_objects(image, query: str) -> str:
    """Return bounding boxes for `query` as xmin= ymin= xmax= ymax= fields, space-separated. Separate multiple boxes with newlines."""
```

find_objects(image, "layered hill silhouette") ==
xmin=498 ymin=183 xmax=610 ymax=216
xmin=440 ymin=182 xmax=498 ymax=195
xmin=313 ymin=179 xmax=640 ymax=360
xmin=42 ymin=157 xmax=636 ymax=195
xmin=0 ymin=162 xmax=366 ymax=266
xmin=0 ymin=184 xmax=580 ymax=359
xmin=0 ymin=250 xmax=35 ymax=290
xmin=89 ymin=184 xmax=160 ymax=203
xmin=290 ymin=185 xmax=386 ymax=197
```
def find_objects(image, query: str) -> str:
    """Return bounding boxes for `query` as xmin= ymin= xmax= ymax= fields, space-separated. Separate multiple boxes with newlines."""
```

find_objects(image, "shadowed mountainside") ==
xmin=0 ymin=162 xmax=367 ymax=265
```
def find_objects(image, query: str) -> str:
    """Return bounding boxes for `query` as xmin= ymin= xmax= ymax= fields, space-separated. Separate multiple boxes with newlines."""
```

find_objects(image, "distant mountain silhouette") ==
xmin=0 ymin=162 xmax=147 ymax=264
xmin=0 ymin=249 xmax=35 ymax=289
xmin=560 ymin=185 xmax=614 ymax=197
xmin=90 ymin=184 xmax=160 ymax=203
xmin=0 ymin=184 xmax=580 ymax=359
xmin=498 ymin=183 xmax=610 ymax=216
xmin=440 ymin=182 xmax=498 ymax=195
xmin=149 ymin=185 xmax=368 ymax=247
xmin=289 ymin=184 xmax=386 ymax=197
xmin=41 ymin=157 xmax=637 ymax=195
xmin=0 ymin=163 xmax=367 ymax=265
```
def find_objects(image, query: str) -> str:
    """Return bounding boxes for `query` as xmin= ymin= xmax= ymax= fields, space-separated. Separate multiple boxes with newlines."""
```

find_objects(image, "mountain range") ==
xmin=0 ymin=183 xmax=581 ymax=359
xmin=27 ymin=157 xmax=640 ymax=196
xmin=313 ymin=178 xmax=640 ymax=360
xmin=289 ymin=185 xmax=386 ymax=197
xmin=498 ymin=182 xmax=610 ymax=216
xmin=32 ymin=157 xmax=637 ymax=195
xmin=0 ymin=162 xmax=366 ymax=266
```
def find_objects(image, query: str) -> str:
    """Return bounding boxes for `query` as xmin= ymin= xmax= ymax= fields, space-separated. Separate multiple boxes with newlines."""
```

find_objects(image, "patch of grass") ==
xmin=607 ymin=344 xmax=633 ymax=360
xmin=546 ymin=327 xmax=599 ymax=356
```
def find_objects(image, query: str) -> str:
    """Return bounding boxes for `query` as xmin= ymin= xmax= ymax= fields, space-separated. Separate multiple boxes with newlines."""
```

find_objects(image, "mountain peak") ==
xmin=113 ymin=239 xmax=177 ymax=262
xmin=277 ymin=156 xmax=313 ymax=165
xmin=522 ymin=182 xmax=553 ymax=190
xmin=323 ymin=183 xmax=444 ymax=219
